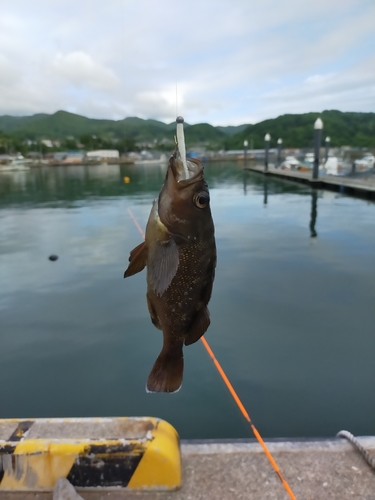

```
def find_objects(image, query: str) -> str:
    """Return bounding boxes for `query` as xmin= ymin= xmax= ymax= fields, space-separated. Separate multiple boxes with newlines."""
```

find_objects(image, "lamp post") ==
xmin=264 ymin=133 xmax=271 ymax=172
xmin=244 ymin=139 xmax=248 ymax=164
xmin=313 ymin=118 xmax=323 ymax=180
xmin=325 ymin=136 xmax=330 ymax=162
xmin=277 ymin=138 xmax=282 ymax=167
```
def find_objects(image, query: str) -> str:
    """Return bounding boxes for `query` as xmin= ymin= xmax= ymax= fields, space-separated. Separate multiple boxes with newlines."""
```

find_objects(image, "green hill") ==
xmin=225 ymin=110 xmax=375 ymax=149
xmin=0 ymin=113 xmax=50 ymax=133
xmin=216 ymin=124 xmax=250 ymax=136
xmin=0 ymin=110 xmax=374 ymax=150
xmin=184 ymin=123 xmax=225 ymax=146
xmin=0 ymin=111 xmax=173 ymax=141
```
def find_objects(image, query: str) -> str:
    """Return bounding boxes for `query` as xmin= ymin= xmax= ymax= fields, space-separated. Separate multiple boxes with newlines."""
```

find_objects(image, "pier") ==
xmin=244 ymin=164 xmax=375 ymax=199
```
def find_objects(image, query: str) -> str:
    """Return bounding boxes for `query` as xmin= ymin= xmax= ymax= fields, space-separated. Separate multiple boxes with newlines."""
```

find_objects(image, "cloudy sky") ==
xmin=1 ymin=0 xmax=374 ymax=125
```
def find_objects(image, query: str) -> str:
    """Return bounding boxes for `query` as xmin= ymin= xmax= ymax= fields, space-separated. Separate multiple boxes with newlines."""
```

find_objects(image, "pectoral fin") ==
xmin=148 ymin=239 xmax=179 ymax=296
xmin=184 ymin=307 xmax=210 ymax=346
xmin=124 ymin=241 xmax=148 ymax=278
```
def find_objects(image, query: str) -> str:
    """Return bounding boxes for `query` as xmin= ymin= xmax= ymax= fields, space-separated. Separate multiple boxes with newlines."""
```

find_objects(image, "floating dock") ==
xmin=245 ymin=164 xmax=375 ymax=199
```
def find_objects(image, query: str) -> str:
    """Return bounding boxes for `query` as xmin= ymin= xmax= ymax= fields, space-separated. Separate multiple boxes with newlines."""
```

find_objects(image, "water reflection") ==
xmin=243 ymin=171 xmax=248 ymax=195
xmin=0 ymin=163 xmax=165 ymax=206
xmin=0 ymin=161 xmax=318 ymax=208
xmin=309 ymin=190 xmax=318 ymax=238
xmin=1 ymin=161 xmax=375 ymax=439
xmin=263 ymin=178 xmax=268 ymax=205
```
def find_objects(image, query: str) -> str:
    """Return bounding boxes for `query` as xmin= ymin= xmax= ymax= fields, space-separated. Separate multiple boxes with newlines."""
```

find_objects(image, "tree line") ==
xmin=0 ymin=109 xmax=374 ymax=155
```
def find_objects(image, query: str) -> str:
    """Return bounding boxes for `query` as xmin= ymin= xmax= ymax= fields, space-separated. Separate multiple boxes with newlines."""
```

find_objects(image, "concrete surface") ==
xmin=53 ymin=478 xmax=83 ymax=500
xmin=2 ymin=438 xmax=375 ymax=500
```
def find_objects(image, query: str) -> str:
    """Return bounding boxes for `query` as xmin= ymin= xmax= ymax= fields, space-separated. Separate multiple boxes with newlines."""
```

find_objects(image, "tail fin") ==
xmin=146 ymin=341 xmax=184 ymax=393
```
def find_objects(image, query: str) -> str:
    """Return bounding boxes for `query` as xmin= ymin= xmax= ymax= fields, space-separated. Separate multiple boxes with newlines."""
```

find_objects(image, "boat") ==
xmin=324 ymin=156 xmax=351 ymax=176
xmin=300 ymin=152 xmax=327 ymax=171
xmin=0 ymin=155 xmax=31 ymax=171
xmin=134 ymin=154 xmax=168 ymax=166
xmin=304 ymin=152 xmax=314 ymax=165
xmin=354 ymin=153 xmax=375 ymax=171
xmin=280 ymin=156 xmax=300 ymax=169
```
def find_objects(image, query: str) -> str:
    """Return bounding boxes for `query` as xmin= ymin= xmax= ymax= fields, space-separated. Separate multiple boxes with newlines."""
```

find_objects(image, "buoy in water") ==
xmin=124 ymin=176 xmax=130 ymax=184
xmin=49 ymin=255 xmax=58 ymax=261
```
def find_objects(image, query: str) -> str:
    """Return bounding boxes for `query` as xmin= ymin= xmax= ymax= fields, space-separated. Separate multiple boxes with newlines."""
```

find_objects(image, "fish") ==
xmin=124 ymin=150 xmax=216 ymax=393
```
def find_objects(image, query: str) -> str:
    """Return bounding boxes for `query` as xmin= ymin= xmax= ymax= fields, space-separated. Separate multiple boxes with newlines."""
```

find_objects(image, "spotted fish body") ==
xmin=124 ymin=151 xmax=216 ymax=393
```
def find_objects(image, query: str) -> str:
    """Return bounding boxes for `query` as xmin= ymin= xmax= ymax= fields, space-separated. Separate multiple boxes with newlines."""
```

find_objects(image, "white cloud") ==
xmin=134 ymin=88 xmax=178 ymax=121
xmin=52 ymin=51 xmax=119 ymax=90
xmin=0 ymin=0 xmax=374 ymax=124
xmin=304 ymin=74 xmax=336 ymax=86
xmin=261 ymin=55 xmax=375 ymax=116
xmin=0 ymin=54 xmax=20 ymax=87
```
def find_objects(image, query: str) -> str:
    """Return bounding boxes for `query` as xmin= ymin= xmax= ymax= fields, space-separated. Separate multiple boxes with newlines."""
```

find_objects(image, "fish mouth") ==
xmin=169 ymin=150 xmax=203 ymax=185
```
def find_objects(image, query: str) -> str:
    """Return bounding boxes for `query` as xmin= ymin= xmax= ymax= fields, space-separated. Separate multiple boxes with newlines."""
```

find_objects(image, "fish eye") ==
xmin=194 ymin=192 xmax=209 ymax=209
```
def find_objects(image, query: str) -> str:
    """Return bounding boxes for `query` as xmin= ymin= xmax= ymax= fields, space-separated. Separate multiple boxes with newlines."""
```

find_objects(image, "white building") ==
xmin=86 ymin=150 xmax=119 ymax=159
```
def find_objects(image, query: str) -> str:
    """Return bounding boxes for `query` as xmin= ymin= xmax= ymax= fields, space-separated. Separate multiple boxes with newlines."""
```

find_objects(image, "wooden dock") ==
xmin=245 ymin=164 xmax=375 ymax=199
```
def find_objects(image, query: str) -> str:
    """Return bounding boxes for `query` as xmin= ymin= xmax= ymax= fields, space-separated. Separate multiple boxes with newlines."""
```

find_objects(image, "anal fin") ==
xmin=184 ymin=307 xmax=210 ymax=346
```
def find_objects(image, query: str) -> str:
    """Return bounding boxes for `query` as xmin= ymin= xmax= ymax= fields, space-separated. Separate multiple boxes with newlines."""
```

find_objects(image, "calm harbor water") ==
xmin=0 ymin=162 xmax=374 ymax=439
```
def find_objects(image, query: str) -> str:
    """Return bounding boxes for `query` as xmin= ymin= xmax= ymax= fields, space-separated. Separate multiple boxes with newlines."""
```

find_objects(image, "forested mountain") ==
xmin=0 ymin=110 xmax=374 ymax=152
xmin=225 ymin=111 xmax=375 ymax=149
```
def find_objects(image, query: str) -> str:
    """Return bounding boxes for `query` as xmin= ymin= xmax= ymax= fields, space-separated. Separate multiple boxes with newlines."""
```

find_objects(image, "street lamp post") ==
xmin=313 ymin=118 xmax=323 ymax=180
xmin=277 ymin=138 xmax=282 ymax=167
xmin=325 ymin=136 xmax=330 ymax=162
xmin=264 ymin=133 xmax=271 ymax=172
xmin=244 ymin=139 xmax=248 ymax=164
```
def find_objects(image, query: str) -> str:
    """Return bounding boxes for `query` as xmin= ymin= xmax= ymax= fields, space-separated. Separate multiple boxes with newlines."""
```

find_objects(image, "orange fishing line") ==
xmin=127 ymin=208 xmax=145 ymax=239
xmin=127 ymin=207 xmax=297 ymax=500
xmin=200 ymin=336 xmax=296 ymax=500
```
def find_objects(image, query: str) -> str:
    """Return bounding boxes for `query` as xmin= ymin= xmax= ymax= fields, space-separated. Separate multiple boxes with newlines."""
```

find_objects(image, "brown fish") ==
xmin=124 ymin=150 xmax=216 ymax=393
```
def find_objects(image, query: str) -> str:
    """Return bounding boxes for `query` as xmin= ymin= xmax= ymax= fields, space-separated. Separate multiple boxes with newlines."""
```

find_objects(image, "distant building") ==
xmin=41 ymin=140 xmax=53 ymax=148
xmin=26 ymin=152 xmax=42 ymax=159
xmin=86 ymin=150 xmax=119 ymax=160
xmin=136 ymin=141 xmax=154 ymax=149
xmin=54 ymin=151 xmax=85 ymax=163
xmin=0 ymin=154 xmax=12 ymax=164
xmin=225 ymin=148 xmax=277 ymax=159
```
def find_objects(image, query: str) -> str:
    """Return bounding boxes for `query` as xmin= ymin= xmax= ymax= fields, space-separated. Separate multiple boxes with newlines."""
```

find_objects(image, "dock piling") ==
xmin=264 ymin=133 xmax=271 ymax=172
xmin=277 ymin=138 xmax=282 ymax=167
xmin=325 ymin=136 xmax=330 ymax=162
xmin=313 ymin=118 xmax=323 ymax=180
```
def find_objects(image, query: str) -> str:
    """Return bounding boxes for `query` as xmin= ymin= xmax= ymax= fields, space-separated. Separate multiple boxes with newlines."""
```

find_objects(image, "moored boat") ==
xmin=0 ymin=155 xmax=31 ymax=171
xmin=134 ymin=154 xmax=168 ymax=166
xmin=280 ymin=156 xmax=300 ymax=169
xmin=324 ymin=156 xmax=351 ymax=176
xmin=354 ymin=153 xmax=374 ymax=171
